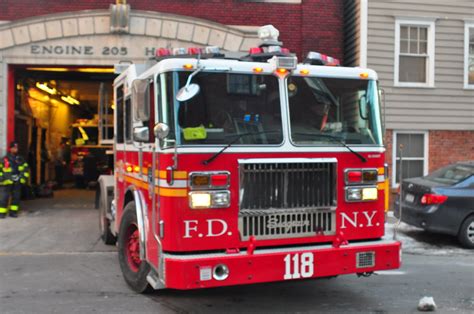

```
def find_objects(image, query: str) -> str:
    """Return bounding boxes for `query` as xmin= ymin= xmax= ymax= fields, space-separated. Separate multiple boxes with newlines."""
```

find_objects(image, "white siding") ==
xmin=367 ymin=0 xmax=474 ymax=130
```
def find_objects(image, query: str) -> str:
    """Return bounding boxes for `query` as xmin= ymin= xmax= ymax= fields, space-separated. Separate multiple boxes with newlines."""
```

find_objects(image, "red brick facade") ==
xmin=385 ymin=129 xmax=474 ymax=206
xmin=428 ymin=130 xmax=474 ymax=172
xmin=0 ymin=0 xmax=345 ymax=60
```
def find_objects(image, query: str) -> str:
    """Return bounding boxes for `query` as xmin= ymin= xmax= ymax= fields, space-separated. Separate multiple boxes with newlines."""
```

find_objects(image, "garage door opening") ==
xmin=12 ymin=66 xmax=116 ymax=190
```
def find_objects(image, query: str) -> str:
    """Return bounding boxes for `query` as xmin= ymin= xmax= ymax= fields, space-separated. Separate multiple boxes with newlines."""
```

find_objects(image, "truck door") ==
xmin=114 ymin=83 xmax=128 ymax=212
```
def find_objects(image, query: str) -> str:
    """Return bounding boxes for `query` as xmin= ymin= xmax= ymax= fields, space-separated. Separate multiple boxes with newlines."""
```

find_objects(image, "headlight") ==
xmin=346 ymin=187 xmax=378 ymax=202
xmin=189 ymin=192 xmax=212 ymax=208
xmin=189 ymin=191 xmax=230 ymax=209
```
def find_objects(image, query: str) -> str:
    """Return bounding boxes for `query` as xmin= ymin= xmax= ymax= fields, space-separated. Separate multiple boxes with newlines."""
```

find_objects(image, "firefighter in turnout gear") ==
xmin=0 ymin=141 xmax=29 ymax=218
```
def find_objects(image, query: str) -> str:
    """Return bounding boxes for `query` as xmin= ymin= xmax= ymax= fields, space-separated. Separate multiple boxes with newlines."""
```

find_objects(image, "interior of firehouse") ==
xmin=12 ymin=66 xmax=116 ymax=194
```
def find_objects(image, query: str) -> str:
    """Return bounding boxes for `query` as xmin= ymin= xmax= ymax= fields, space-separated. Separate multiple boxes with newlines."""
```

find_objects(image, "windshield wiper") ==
xmin=202 ymin=131 xmax=280 ymax=165
xmin=294 ymin=132 xmax=367 ymax=163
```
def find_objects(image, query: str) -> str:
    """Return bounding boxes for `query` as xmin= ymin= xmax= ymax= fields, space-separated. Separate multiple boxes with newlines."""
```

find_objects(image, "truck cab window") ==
xmin=125 ymin=98 xmax=132 ymax=143
xmin=116 ymin=85 xmax=124 ymax=144
xmin=175 ymin=72 xmax=283 ymax=145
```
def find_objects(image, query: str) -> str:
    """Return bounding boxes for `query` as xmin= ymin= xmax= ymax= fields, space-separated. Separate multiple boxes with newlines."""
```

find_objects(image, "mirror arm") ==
xmin=184 ymin=66 xmax=204 ymax=89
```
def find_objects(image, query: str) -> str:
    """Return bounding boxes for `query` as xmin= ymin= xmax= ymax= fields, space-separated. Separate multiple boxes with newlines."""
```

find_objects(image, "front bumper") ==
xmin=163 ymin=239 xmax=401 ymax=290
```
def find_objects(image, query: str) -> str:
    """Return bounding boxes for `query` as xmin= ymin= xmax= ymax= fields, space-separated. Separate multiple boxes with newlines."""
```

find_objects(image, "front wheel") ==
xmin=118 ymin=202 xmax=152 ymax=293
xmin=458 ymin=215 xmax=474 ymax=249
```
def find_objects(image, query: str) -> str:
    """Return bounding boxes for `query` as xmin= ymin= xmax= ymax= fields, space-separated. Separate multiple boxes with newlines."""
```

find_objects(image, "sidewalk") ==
xmin=0 ymin=189 xmax=114 ymax=254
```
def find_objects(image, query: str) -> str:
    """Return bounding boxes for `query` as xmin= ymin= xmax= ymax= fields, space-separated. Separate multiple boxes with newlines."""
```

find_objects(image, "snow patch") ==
xmin=385 ymin=222 xmax=470 ymax=256
xmin=418 ymin=296 xmax=437 ymax=312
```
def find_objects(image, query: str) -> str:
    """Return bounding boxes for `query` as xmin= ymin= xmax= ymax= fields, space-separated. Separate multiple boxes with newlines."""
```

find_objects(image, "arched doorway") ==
xmin=0 ymin=9 xmax=259 ymax=183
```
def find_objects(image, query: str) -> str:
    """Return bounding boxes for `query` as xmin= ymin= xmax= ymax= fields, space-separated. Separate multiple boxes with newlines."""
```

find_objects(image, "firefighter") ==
xmin=0 ymin=141 xmax=30 ymax=218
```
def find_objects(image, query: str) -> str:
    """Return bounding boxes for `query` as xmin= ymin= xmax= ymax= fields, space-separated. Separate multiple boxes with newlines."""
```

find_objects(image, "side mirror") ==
xmin=133 ymin=126 xmax=149 ymax=142
xmin=176 ymin=83 xmax=200 ymax=102
xmin=131 ymin=79 xmax=150 ymax=121
xmin=176 ymin=67 xmax=203 ymax=102
xmin=154 ymin=123 xmax=170 ymax=139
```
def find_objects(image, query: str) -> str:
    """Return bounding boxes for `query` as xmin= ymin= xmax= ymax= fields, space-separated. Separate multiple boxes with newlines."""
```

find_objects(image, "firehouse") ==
xmin=96 ymin=25 xmax=401 ymax=292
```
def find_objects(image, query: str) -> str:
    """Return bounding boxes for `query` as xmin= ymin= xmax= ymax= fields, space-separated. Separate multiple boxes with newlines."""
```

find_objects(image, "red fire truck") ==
xmin=97 ymin=25 xmax=401 ymax=293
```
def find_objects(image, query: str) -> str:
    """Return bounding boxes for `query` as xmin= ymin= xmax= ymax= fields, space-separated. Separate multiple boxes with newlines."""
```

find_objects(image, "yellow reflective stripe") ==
xmin=158 ymin=187 xmax=187 ymax=197
xmin=24 ymin=172 xmax=30 ymax=178
xmin=22 ymin=163 xmax=28 ymax=167
xmin=0 ymin=207 xmax=7 ymax=213
xmin=3 ymin=168 xmax=12 ymax=172
xmin=10 ymin=205 xmax=19 ymax=211
xmin=158 ymin=170 xmax=187 ymax=180
xmin=384 ymin=178 xmax=390 ymax=212
xmin=19 ymin=166 xmax=25 ymax=171
xmin=2 ymin=180 xmax=13 ymax=185
xmin=123 ymin=175 xmax=187 ymax=197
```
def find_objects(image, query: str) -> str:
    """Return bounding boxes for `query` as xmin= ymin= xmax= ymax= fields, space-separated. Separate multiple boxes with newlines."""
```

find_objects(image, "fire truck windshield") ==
xmin=288 ymin=77 xmax=383 ymax=146
xmin=172 ymin=71 xmax=283 ymax=145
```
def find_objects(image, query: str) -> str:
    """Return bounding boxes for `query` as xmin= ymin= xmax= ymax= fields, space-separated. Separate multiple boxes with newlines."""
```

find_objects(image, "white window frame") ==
xmin=394 ymin=18 xmax=436 ymax=88
xmin=464 ymin=22 xmax=474 ymax=89
xmin=391 ymin=130 xmax=429 ymax=187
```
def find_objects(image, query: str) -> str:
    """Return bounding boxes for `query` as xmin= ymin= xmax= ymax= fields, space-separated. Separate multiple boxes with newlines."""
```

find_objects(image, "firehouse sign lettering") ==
xmin=183 ymin=219 xmax=232 ymax=238
xmin=29 ymin=45 xmax=162 ymax=57
xmin=340 ymin=210 xmax=380 ymax=229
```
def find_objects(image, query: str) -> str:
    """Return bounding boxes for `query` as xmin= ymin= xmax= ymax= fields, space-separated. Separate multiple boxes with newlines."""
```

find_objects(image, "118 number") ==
xmin=283 ymin=252 xmax=314 ymax=280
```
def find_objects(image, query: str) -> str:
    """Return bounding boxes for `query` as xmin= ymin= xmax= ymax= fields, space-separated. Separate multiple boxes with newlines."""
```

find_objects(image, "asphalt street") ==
xmin=0 ymin=189 xmax=472 ymax=313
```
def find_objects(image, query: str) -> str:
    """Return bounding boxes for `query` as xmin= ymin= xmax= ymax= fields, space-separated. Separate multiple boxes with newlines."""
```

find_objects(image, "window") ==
xmin=157 ymin=72 xmax=176 ymax=148
xmin=125 ymin=98 xmax=132 ymax=143
xmin=395 ymin=19 xmax=435 ymax=87
xmin=115 ymin=85 xmax=124 ymax=144
xmin=175 ymin=72 xmax=283 ymax=145
xmin=288 ymin=77 xmax=383 ymax=146
xmin=464 ymin=22 xmax=474 ymax=89
xmin=392 ymin=131 xmax=428 ymax=185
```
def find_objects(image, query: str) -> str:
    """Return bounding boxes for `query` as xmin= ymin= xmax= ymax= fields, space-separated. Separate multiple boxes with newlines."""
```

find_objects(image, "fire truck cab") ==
xmin=97 ymin=25 xmax=401 ymax=293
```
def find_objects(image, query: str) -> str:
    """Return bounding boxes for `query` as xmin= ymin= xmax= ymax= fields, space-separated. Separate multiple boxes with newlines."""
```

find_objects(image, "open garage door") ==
xmin=12 ymin=66 xmax=116 ymax=189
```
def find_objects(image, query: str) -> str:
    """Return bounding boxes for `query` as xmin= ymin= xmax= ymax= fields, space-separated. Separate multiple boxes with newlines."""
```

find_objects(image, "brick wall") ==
xmin=0 ymin=0 xmax=344 ymax=60
xmin=428 ymin=130 xmax=474 ymax=172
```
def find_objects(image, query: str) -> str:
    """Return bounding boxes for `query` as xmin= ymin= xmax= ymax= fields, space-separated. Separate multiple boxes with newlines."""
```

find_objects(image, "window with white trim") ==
xmin=395 ymin=19 xmax=435 ymax=87
xmin=392 ymin=131 xmax=428 ymax=185
xmin=464 ymin=23 xmax=474 ymax=88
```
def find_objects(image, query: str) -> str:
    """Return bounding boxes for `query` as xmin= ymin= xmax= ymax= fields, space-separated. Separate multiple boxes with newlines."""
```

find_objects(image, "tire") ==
xmin=118 ymin=202 xmax=152 ymax=293
xmin=99 ymin=192 xmax=117 ymax=245
xmin=458 ymin=215 xmax=474 ymax=249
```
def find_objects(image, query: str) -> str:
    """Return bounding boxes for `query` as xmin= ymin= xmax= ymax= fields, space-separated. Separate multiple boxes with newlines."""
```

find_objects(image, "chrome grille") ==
xmin=239 ymin=160 xmax=337 ymax=210
xmin=239 ymin=209 xmax=336 ymax=240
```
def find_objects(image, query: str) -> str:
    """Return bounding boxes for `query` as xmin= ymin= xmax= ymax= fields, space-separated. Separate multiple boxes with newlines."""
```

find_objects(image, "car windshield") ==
xmin=288 ymin=76 xmax=383 ymax=145
xmin=171 ymin=71 xmax=283 ymax=145
xmin=425 ymin=164 xmax=474 ymax=185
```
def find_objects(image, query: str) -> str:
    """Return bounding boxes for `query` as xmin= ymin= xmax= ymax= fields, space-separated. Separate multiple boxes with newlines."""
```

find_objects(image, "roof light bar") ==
xmin=173 ymin=47 xmax=187 ymax=55
xmin=269 ymin=55 xmax=297 ymax=70
xmin=304 ymin=51 xmax=340 ymax=66
xmin=204 ymin=46 xmax=220 ymax=54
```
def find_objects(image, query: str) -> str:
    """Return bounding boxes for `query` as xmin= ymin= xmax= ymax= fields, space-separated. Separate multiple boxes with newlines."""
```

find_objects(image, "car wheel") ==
xmin=458 ymin=215 xmax=474 ymax=249
xmin=118 ymin=201 xmax=152 ymax=293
